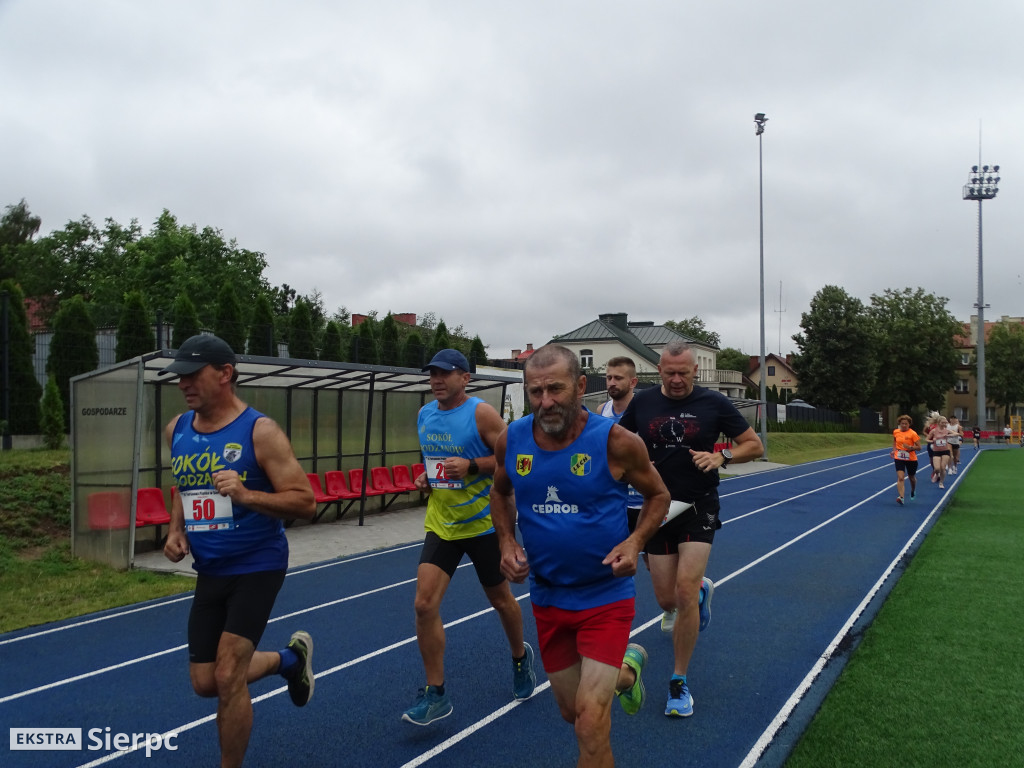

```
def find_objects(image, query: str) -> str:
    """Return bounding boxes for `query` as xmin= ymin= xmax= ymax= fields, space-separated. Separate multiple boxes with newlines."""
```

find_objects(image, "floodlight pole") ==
xmin=962 ymin=163 xmax=1000 ymax=434
xmin=755 ymin=113 xmax=768 ymax=457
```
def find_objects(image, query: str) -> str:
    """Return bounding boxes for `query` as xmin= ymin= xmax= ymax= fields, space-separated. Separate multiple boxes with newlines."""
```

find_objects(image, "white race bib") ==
xmin=895 ymin=449 xmax=911 ymax=461
xmin=182 ymin=488 xmax=235 ymax=532
xmin=423 ymin=455 xmax=464 ymax=490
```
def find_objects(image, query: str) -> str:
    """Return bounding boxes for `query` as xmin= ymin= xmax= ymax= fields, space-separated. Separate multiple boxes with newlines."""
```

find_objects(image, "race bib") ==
xmin=895 ymin=449 xmax=911 ymax=461
xmin=424 ymin=455 xmax=464 ymax=490
xmin=182 ymin=488 xmax=235 ymax=532
xmin=934 ymin=437 xmax=947 ymax=448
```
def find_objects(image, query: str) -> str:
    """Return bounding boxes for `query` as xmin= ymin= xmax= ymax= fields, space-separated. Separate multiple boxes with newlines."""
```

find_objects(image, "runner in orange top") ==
xmin=892 ymin=414 xmax=921 ymax=506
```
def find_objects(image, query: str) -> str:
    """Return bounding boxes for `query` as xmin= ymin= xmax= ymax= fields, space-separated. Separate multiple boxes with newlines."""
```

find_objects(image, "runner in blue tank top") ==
xmin=160 ymin=335 xmax=317 ymax=768
xmin=490 ymin=344 xmax=670 ymax=766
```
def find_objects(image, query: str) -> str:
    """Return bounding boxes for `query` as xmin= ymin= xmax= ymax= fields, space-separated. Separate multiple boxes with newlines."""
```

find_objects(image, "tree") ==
xmin=351 ymin=319 xmax=379 ymax=364
xmin=867 ymin=287 xmax=961 ymax=414
xmin=984 ymin=321 xmax=1024 ymax=424
xmin=115 ymin=291 xmax=154 ymax=362
xmin=0 ymin=280 xmax=42 ymax=434
xmin=47 ymin=295 xmax=98 ymax=423
xmin=287 ymin=298 xmax=317 ymax=359
xmin=401 ymin=331 xmax=426 ymax=369
xmin=40 ymin=374 xmax=65 ymax=449
xmin=378 ymin=313 xmax=401 ymax=366
xmin=665 ymin=316 xmax=721 ymax=347
xmin=469 ymin=336 xmax=488 ymax=369
xmin=213 ymin=283 xmax=247 ymax=355
xmin=320 ymin=321 xmax=344 ymax=362
xmin=0 ymin=199 xmax=42 ymax=281
xmin=716 ymin=347 xmax=749 ymax=374
xmin=430 ymin=320 xmax=451 ymax=356
xmin=247 ymin=294 xmax=276 ymax=356
xmin=171 ymin=294 xmax=201 ymax=348
xmin=791 ymin=285 xmax=876 ymax=412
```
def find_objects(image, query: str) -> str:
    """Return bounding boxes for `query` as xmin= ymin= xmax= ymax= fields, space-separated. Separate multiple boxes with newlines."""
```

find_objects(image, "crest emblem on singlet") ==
xmin=570 ymin=453 xmax=591 ymax=476
xmin=516 ymin=455 xmax=533 ymax=476
xmin=223 ymin=443 xmax=242 ymax=463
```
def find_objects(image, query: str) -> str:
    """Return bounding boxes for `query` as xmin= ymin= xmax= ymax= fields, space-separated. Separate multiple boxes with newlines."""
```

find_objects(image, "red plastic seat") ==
xmin=307 ymin=473 xmax=340 ymax=504
xmin=88 ymin=491 xmax=131 ymax=530
xmin=390 ymin=464 xmax=417 ymax=492
xmin=136 ymin=487 xmax=171 ymax=526
xmin=411 ymin=463 xmax=426 ymax=483
xmin=325 ymin=470 xmax=361 ymax=500
xmin=349 ymin=469 xmax=387 ymax=497
xmin=371 ymin=466 xmax=407 ymax=494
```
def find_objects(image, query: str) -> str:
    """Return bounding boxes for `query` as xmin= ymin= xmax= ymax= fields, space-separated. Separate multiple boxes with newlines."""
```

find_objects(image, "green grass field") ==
xmin=785 ymin=449 xmax=1024 ymax=767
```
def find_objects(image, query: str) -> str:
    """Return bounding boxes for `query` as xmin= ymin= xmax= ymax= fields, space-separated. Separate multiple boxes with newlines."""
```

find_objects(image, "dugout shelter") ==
xmin=70 ymin=349 xmax=517 ymax=570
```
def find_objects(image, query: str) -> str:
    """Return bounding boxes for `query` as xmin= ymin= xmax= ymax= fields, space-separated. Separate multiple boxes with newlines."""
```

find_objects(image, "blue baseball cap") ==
xmin=422 ymin=349 xmax=470 ymax=372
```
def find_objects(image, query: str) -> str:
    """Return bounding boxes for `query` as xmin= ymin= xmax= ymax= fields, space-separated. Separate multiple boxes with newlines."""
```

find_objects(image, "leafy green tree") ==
xmin=213 ymin=283 xmax=246 ymax=355
xmin=351 ymin=319 xmax=379 ymax=364
xmin=792 ymin=285 xmax=876 ymax=412
xmin=171 ymin=294 xmax=201 ymax=348
xmin=1 ymin=199 xmax=42 ymax=281
xmin=665 ymin=316 xmax=721 ymax=347
xmin=0 ymin=280 xmax=42 ymax=433
xmin=115 ymin=291 xmax=154 ymax=362
xmin=431 ymin=320 xmax=451 ymax=356
xmin=288 ymin=298 xmax=317 ymax=359
xmin=716 ymin=347 xmax=749 ymax=373
xmin=47 ymin=295 xmax=98 ymax=422
xmin=469 ymin=336 xmax=487 ymax=369
xmin=320 ymin=321 xmax=344 ymax=362
xmin=378 ymin=313 xmax=401 ymax=366
xmin=40 ymin=374 xmax=66 ymax=449
xmin=247 ymin=294 xmax=276 ymax=356
xmin=401 ymin=331 xmax=426 ymax=369
xmin=984 ymin=321 xmax=1024 ymax=424
xmin=867 ymin=288 xmax=961 ymax=413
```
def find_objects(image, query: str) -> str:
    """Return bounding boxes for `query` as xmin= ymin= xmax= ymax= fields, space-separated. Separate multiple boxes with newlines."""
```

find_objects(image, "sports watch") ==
xmin=718 ymin=448 xmax=733 ymax=467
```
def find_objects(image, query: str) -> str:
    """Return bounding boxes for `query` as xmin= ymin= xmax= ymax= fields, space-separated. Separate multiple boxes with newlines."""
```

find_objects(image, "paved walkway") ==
xmin=134 ymin=460 xmax=788 ymax=575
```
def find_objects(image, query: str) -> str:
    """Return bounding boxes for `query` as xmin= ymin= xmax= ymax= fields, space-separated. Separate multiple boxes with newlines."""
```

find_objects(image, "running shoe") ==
xmin=512 ymin=642 xmax=537 ymax=700
xmin=911 ymin=490 xmax=916 ymax=499
xmin=402 ymin=686 xmax=453 ymax=726
xmin=617 ymin=643 xmax=647 ymax=715
xmin=660 ymin=609 xmax=677 ymax=633
xmin=939 ymin=482 xmax=945 ymax=489
xmin=896 ymin=496 xmax=904 ymax=506
xmin=285 ymin=631 xmax=314 ymax=707
xmin=698 ymin=577 xmax=714 ymax=632
xmin=665 ymin=677 xmax=694 ymax=717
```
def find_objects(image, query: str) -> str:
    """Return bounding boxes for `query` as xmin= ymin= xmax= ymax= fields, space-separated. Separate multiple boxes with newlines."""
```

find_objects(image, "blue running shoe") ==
xmin=698 ymin=577 xmax=714 ymax=632
xmin=512 ymin=642 xmax=537 ymax=700
xmin=402 ymin=686 xmax=453 ymax=726
xmin=665 ymin=678 xmax=694 ymax=717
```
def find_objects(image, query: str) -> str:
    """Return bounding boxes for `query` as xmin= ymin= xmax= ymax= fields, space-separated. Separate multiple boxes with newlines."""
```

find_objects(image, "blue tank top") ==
xmin=171 ymin=406 xmax=287 ymax=575
xmin=418 ymin=397 xmax=494 ymax=540
xmin=505 ymin=410 xmax=633 ymax=610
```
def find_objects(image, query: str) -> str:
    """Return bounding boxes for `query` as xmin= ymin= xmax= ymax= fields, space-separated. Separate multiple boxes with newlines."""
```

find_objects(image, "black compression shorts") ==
xmin=188 ymin=569 xmax=286 ymax=663
xmin=419 ymin=530 xmax=506 ymax=588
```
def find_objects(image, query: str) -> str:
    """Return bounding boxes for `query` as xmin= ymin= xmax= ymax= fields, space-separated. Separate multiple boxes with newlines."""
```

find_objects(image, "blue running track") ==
xmin=1 ymin=448 xmax=979 ymax=768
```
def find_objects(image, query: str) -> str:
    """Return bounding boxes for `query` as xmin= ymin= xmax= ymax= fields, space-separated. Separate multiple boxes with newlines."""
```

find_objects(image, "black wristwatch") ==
xmin=718 ymin=448 xmax=733 ymax=467
xmin=467 ymin=458 xmax=479 ymax=475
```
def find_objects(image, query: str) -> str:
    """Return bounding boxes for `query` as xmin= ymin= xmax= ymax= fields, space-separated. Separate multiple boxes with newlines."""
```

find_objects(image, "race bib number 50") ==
xmin=182 ymin=488 xmax=235 ymax=532
xmin=423 ymin=455 xmax=464 ymax=490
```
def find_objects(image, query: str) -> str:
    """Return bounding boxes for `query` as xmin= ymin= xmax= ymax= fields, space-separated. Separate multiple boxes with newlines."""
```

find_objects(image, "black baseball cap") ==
xmin=160 ymin=334 xmax=237 ymax=376
xmin=422 ymin=349 xmax=470 ymax=372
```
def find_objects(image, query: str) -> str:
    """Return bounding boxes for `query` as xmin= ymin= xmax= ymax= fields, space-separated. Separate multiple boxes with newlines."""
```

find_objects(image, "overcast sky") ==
xmin=3 ymin=1 xmax=1021 ymax=360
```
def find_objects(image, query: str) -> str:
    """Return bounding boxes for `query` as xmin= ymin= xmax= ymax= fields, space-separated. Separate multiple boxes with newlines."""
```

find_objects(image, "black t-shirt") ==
xmin=619 ymin=385 xmax=750 ymax=502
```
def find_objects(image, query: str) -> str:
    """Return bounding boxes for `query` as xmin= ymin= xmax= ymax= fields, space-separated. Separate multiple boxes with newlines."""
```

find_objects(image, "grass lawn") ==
xmin=785 ymin=449 xmax=1024 ymax=767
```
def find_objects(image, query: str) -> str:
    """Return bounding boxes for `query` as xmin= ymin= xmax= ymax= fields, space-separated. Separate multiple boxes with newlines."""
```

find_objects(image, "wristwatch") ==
xmin=718 ymin=448 xmax=733 ymax=467
xmin=467 ymin=458 xmax=479 ymax=475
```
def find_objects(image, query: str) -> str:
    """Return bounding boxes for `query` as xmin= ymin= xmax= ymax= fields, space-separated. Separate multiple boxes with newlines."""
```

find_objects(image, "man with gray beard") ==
xmin=491 ymin=344 xmax=670 ymax=767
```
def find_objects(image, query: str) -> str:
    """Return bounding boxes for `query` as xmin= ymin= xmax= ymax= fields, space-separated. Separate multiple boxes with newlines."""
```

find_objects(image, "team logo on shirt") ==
xmin=532 ymin=485 xmax=579 ymax=514
xmin=516 ymin=455 xmax=533 ymax=476
xmin=223 ymin=443 xmax=242 ymax=463
xmin=570 ymin=453 xmax=591 ymax=476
